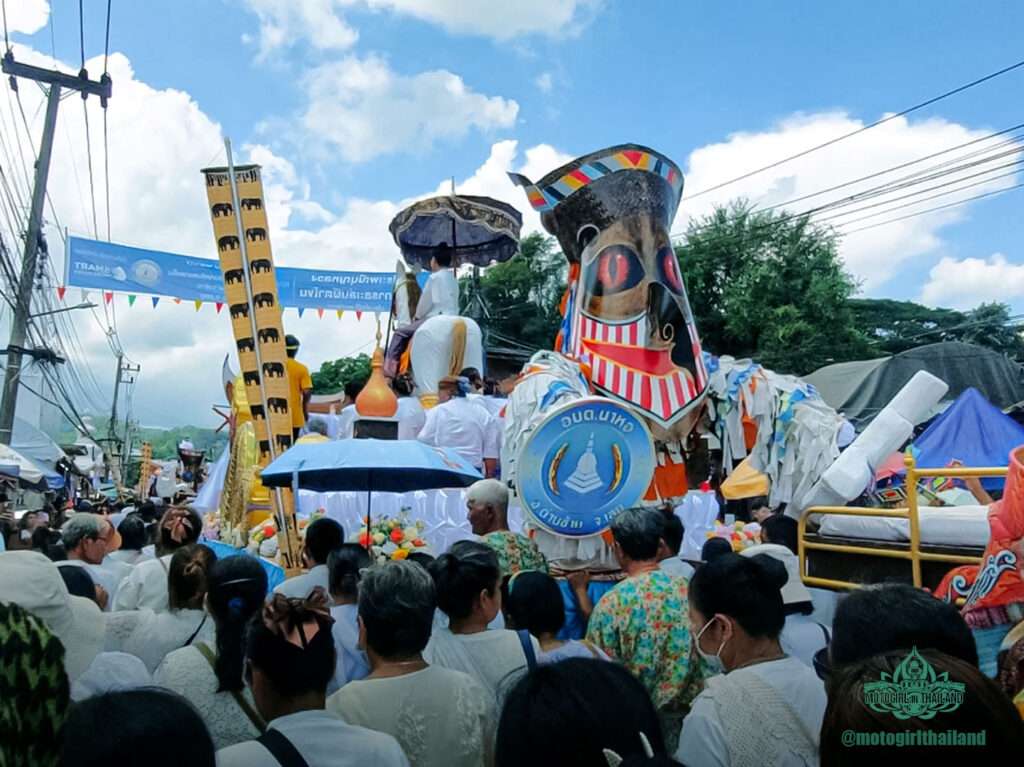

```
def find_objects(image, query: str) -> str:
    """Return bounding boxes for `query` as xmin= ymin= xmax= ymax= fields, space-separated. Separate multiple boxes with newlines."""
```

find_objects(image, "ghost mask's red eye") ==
xmin=585 ymin=245 xmax=642 ymax=297
xmin=658 ymin=246 xmax=684 ymax=294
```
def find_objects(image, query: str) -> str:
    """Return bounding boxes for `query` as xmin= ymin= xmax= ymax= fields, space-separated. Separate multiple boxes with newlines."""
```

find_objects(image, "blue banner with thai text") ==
xmin=64 ymin=236 xmax=395 ymax=312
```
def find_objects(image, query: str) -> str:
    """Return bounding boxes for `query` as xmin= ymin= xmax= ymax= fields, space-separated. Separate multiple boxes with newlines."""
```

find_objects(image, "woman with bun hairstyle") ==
xmin=154 ymin=555 xmax=268 ymax=748
xmin=675 ymin=553 xmax=826 ymax=767
xmin=425 ymin=540 xmax=540 ymax=700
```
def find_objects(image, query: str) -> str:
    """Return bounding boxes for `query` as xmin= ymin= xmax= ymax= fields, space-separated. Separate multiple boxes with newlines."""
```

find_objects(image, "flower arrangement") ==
xmin=352 ymin=510 xmax=429 ymax=564
xmin=706 ymin=520 xmax=762 ymax=552
xmin=245 ymin=513 xmax=319 ymax=559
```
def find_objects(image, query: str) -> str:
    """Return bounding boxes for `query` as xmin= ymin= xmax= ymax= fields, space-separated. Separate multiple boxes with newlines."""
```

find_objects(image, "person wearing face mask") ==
xmin=675 ymin=553 xmax=826 ymax=767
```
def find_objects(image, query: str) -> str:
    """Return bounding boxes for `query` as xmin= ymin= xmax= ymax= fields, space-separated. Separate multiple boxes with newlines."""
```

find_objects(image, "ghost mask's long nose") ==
xmin=647 ymin=282 xmax=696 ymax=370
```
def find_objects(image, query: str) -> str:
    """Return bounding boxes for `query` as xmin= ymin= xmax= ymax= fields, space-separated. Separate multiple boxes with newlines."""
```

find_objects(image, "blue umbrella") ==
xmin=260 ymin=439 xmax=483 ymax=543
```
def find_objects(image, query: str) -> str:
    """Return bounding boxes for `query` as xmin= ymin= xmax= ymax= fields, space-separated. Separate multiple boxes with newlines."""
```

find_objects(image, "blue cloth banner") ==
xmin=65 ymin=236 xmax=394 ymax=312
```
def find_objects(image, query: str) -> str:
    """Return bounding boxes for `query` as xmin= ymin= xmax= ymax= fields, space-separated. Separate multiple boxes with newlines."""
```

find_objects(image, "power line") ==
xmin=82 ymin=101 xmax=99 ymax=238
xmin=103 ymin=0 xmax=112 ymax=73
xmin=1 ymin=0 xmax=8 ymax=53
xmin=684 ymin=57 xmax=1024 ymax=199
xmin=78 ymin=0 xmax=85 ymax=70
xmin=839 ymin=181 xmax=1024 ymax=236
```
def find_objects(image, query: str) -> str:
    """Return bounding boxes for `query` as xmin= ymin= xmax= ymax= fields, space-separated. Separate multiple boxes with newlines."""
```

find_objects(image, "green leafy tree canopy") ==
xmin=311 ymin=353 xmax=371 ymax=395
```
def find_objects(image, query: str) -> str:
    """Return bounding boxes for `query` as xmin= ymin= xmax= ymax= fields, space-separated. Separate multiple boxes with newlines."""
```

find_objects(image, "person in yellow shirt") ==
xmin=285 ymin=334 xmax=313 ymax=441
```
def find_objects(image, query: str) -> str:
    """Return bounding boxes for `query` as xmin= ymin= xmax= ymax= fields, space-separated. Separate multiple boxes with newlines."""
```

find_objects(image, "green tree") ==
xmin=675 ymin=201 xmax=869 ymax=373
xmin=848 ymin=298 xmax=966 ymax=355
xmin=461 ymin=232 xmax=567 ymax=355
xmin=311 ymin=353 xmax=371 ymax=394
xmin=959 ymin=302 xmax=1024 ymax=358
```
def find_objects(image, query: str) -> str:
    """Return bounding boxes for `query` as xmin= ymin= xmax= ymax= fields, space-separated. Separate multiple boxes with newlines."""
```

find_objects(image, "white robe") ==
xmin=415 ymin=270 xmax=459 ymax=320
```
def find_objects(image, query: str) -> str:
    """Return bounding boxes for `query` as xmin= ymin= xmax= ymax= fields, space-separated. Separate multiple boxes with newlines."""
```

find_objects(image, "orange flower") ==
xmin=390 ymin=528 xmax=404 ymax=544
xmin=391 ymin=548 xmax=409 ymax=560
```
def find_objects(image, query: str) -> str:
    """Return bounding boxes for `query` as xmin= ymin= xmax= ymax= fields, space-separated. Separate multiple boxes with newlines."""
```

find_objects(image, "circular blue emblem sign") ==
xmin=517 ymin=397 xmax=656 ymax=537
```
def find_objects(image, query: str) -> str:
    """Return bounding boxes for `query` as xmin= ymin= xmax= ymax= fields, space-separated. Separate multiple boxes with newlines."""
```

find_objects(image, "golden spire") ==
xmin=356 ymin=314 xmax=398 ymax=418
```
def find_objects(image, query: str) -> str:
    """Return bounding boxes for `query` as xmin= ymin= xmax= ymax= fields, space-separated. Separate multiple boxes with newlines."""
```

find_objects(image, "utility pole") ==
xmin=0 ymin=51 xmax=112 ymax=445
xmin=106 ymin=355 xmax=139 ymax=485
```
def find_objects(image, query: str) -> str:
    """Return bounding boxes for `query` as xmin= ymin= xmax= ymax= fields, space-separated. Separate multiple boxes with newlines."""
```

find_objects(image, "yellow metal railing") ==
xmin=798 ymin=455 xmax=1006 ymax=591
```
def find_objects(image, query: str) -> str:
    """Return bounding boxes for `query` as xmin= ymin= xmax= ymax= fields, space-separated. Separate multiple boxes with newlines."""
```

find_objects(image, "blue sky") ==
xmin=3 ymin=0 xmax=1023 ymax=426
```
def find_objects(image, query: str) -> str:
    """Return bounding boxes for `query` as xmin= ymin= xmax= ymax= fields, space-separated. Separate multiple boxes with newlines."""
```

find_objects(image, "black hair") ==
xmin=820 ymin=649 xmax=1024 ymax=762
xmin=429 ymin=540 xmax=500 ymax=620
xmin=245 ymin=605 xmax=335 ymax=699
xmin=58 ymin=565 xmax=98 ymax=603
xmin=434 ymin=248 xmax=453 ymax=268
xmin=760 ymin=514 xmax=798 ymax=555
xmin=344 ymin=381 xmax=365 ymax=401
xmin=156 ymin=507 xmax=202 ymax=555
xmin=496 ymin=659 xmax=668 ymax=767
xmin=750 ymin=496 xmax=770 ymax=511
xmin=206 ymin=556 xmax=268 ymax=692
xmin=660 ymin=511 xmax=684 ymax=557
xmin=689 ymin=553 xmax=786 ymax=638
xmin=32 ymin=527 xmax=65 ymax=561
xmin=505 ymin=571 xmax=565 ymax=637
xmin=61 ymin=689 xmax=215 ymax=767
xmin=610 ymin=508 xmax=664 ymax=562
xmin=407 ymin=550 xmax=435 ymax=570
xmin=137 ymin=501 xmax=161 ymax=524
xmin=327 ymin=543 xmax=370 ymax=600
xmin=168 ymin=544 xmax=215 ymax=611
xmin=304 ymin=518 xmax=344 ymax=566
xmin=460 ymin=367 xmax=482 ymax=386
xmin=830 ymin=583 xmax=978 ymax=670
xmin=393 ymin=374 xmax=415 ymax=398
xmin=117 ymin=513 xmax=148 ymax=552
xmin=700 ymin=536 xmax=733 ymax=563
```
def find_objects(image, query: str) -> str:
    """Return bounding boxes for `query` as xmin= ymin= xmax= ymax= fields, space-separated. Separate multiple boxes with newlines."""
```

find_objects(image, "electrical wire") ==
xmin=103 ymin=0 xmax=112 ymax=74
xmin=78 ymin=0 xmax=85 ymax=70
xmin=82 ymin=101 xmax=99 ymax=239
xmin=1 ymin=0 xmax=8 ymax=53
xmin=684 ymin=57 xmax=1024 ymax=199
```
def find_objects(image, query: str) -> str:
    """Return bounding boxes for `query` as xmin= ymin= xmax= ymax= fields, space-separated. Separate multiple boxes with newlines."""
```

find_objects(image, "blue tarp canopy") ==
xmin=911 ymin=387 xmax=1024 ymax=490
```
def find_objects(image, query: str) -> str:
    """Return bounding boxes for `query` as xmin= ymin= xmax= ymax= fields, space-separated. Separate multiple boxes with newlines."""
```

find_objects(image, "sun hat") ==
xmin=740 ymin=543 xmax=813 ymax=606
xmin=0 ymin=551 xmax=104 ymax=681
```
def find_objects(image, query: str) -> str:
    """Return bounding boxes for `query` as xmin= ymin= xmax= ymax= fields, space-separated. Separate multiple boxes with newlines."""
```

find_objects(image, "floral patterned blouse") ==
xmin=586 ymin=569 xmax=705 ymax=713
xmin=483 ymin=530 xmax=549 ymax=578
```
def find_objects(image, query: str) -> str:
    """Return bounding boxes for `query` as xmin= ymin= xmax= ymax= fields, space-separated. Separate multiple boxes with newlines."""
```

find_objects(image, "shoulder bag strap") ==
xmin=517 ymin=629 xmax=537 ymax=671
xmin=256 ymin=729 xmax=311 ymax=767
xmin=182 ymin=612 xmax=209 ymax=648
xmin=819 ymin=623 xmax=831 ymax=644
xmin=194 ymin=642 xmax=266 ymax=733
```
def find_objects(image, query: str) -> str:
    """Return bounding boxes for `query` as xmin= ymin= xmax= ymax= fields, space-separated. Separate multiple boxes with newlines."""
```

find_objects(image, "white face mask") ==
xmin=694 ymin=616 xmax=728 ymax=675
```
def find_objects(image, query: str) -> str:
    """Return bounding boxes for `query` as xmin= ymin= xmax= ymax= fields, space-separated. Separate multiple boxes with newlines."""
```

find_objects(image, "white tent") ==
xmin=0 ymin=444 xmax=45 ymax=485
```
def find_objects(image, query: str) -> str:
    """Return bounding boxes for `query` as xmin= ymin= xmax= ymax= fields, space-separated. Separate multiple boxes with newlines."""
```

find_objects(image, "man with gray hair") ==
xmin=327 ymin=561 xmax=495 ymax=767
xmin=466 ymin=478 xmax=547 ymax=579
xmin=58 ymin=514 xmax=130 ymax=610
xmin=586 ymin=507 xmax=703 ymax=750
xmin=296 ymin=417 xmax=330 ymax=444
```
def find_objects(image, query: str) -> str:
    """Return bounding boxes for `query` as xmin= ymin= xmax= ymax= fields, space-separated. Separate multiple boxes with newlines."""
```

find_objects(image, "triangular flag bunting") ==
xmin=317 ymin=308 xmax=324 ymax=319
xmin=336 ymin=310 xmax=344 ymax=319
xmin=80 ymin=290 xmax=90 ymax=302
xmin=152 ymin=297 xmax=160 ymax=308
xmin=56 ymin=286 xmax=66 ymax=301
xmin=194 ymin=300 xmax=203 ymax=311
xmin=356 ymin=311 xmax=363 ymax=321
xmin=174 ymin=298 xmax=181 ymax=304
xmin=128 ymin=295 xmax=137 ymax=307
xmin=297 ymin=307 xmax=305 ymax=318
xmin=103 ymin=292 xmax=113 ymax=305
xmin=215 ymin=302 xmax=224 ymax=314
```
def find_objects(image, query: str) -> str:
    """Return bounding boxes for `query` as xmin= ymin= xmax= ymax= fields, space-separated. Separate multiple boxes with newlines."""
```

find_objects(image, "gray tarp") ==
xmin=805 ymin=341 xmax=1024 ymax=430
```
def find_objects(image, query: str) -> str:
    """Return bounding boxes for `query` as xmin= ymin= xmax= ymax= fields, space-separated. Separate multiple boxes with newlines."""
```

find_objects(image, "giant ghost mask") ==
xmin=511 ymin=145 xmax=707 ymax=443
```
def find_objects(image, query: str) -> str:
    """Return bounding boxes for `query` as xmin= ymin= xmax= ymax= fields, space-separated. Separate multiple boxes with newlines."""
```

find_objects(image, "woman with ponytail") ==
xmin=674 ymin=553 xmax=826 ymax=767
xmin=114 ymin=506 xmax=203 ymax=611
xmin=122 ymin=543 xmax=216 ymax=672
xmin=154 ymin=555 xmax=268 ymax=748
xmin=327 ymin=543 xmax=371 ymax=692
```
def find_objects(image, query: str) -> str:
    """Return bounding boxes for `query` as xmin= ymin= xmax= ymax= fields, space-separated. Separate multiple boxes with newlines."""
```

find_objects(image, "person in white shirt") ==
xmin=676 ymin=552 xmax=827 ymax=767
xmin=418 ymin=377 xmax=499 ymax=475
xmin=415 ymin=248 xmax=459 ymax=320
xmin=393 ymin=373 xmax=427 ymax=440
xmin=274 ymin=518 xmax=345 ymax=599
xmin=58 ymin=514 xmax=131 ymax=610
xmin=154 ymin=555 xmax=269 ymax=749
xmin=336 ymin=382 xmax=365 ymax=439
xmin=504 ymin=571 xmax=609 ymax=664
xmin=328 ymin=560 xmax=495 ymax=767
xmin=655 ymin=506 xmax=695 ymax=580
xmin=217 ymin=586 xmax=409 ymax=767
xmin=424 ymin=540 xmax=539 ymax=701
xmin=106 ymin=514 xmax=154 ymax=567
xmin=326 ymin=544 xmax=371 ymax=694
xmin=114 ymin=507 xmax=203 ymax=612
xmin=740 ymin=543 xmax=829 ymax=668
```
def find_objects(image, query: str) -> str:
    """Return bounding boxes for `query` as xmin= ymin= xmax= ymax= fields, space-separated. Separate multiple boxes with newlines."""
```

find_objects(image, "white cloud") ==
xmin=921 ymin=253 xmax=1024 ymax=309
xmin=6 ymin=0 xmax=49 ymax=34
xmin=299 ymin=54 xmax=519 ymax=162
xmin=535 ymin=72 xmax=553 ymax=93
xmin=242 ymin=0 xmax=358 ymax=59
xmin=676 ymin=112 xmax=1023 ymax=290
xmin=241 ymin=0 xmax=598 ymax=51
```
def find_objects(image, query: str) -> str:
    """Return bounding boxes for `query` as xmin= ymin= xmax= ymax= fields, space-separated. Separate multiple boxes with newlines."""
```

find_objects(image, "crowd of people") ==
xmin=3 ymin=487 xmax=1024 ymax=766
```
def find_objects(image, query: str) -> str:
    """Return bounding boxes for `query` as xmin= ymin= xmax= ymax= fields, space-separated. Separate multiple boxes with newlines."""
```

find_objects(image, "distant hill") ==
xmin=49 ymin=419 xmax=228 ymax=462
